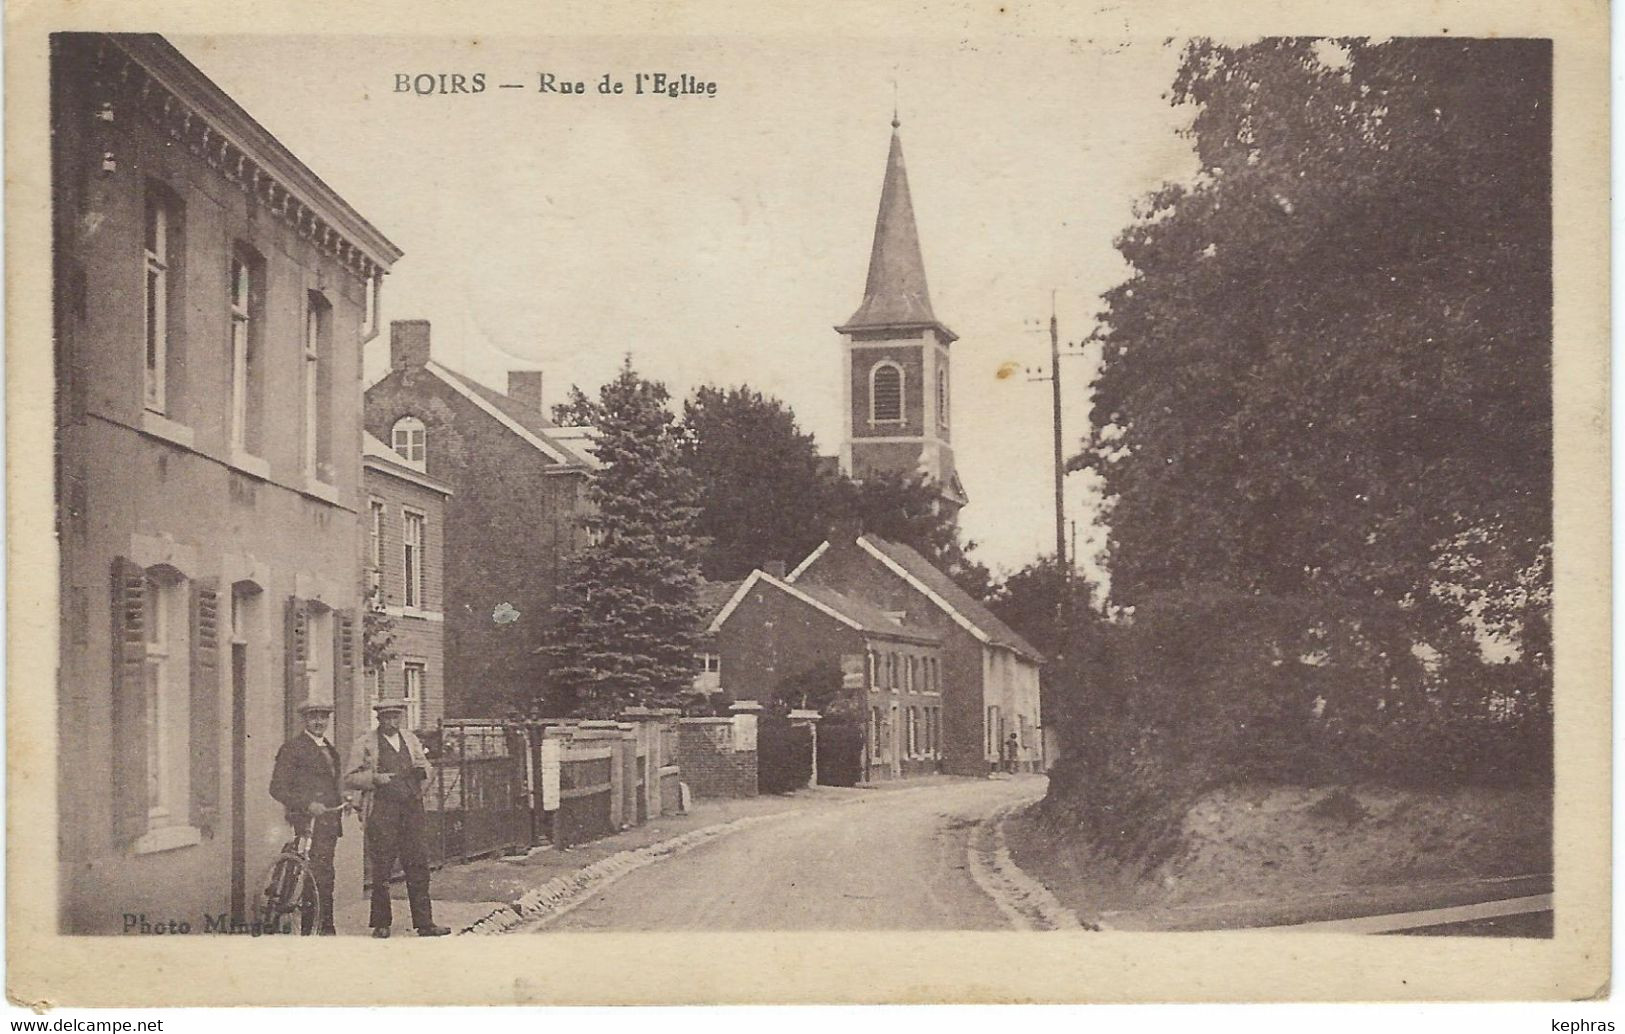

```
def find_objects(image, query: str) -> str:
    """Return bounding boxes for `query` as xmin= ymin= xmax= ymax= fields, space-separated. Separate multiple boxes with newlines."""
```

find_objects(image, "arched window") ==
xmin=391 ymin=416 xmax=426 ymax=471
xmin=936 ymin=366 xmax=949 ymax=428
xmin=870 ymin=362 xmax=904 ymax=423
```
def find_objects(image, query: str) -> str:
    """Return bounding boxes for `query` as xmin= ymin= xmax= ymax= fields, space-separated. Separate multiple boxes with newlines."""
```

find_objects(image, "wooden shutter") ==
xmin=110 ymin=558 xmax=148 ymax=848
xmin=189 ymin=579 xmax=221 ymax=836
xmin=334 ymin=609 xmax=356 ymax=758
xmin=283 ymin=598 xmax=308 ymax=741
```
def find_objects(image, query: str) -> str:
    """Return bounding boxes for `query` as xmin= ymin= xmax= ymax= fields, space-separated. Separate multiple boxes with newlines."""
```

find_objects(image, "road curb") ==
xmin=967 ymin=801 xmax=1093 ymax=932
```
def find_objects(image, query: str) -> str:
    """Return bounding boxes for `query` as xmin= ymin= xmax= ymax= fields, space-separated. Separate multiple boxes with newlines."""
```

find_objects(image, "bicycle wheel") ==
xmin=256 ymin=851 xmax=314 ymax=934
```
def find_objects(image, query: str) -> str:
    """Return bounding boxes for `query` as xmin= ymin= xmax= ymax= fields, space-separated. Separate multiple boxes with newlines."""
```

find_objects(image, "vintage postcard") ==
xmin=6 ymin=0 xmax=1610 ymax=1008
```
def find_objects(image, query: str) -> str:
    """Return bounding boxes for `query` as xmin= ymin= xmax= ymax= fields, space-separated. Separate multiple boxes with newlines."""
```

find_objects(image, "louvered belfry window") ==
xmin=870 ymin=362 xmax=903 ymax=423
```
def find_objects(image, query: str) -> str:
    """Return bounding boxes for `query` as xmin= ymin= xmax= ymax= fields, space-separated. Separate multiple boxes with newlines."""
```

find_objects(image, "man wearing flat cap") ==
xmin=345 ymin=697 xmax=450 ymax=937
xmin=269 ymin=698 xmax=346 ymax=935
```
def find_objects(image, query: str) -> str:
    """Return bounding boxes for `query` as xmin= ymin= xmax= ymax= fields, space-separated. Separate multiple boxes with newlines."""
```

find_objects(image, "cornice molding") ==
xmin=92 ymin=34 xmax=403 ymax=278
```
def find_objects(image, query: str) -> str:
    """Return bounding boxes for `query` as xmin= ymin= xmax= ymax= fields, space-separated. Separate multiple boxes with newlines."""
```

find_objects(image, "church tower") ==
xmin=837 ymin=117 xmax=967 ymax=518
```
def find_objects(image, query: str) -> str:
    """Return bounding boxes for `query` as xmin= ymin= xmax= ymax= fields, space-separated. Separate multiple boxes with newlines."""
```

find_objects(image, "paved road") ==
xmin=531 ymin=777 xmax=1046 ymax=932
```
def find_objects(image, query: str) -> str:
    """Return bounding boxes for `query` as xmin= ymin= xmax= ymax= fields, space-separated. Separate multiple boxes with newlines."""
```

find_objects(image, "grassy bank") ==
xmin=1006 ymin=783 xmax=1552 ymax=931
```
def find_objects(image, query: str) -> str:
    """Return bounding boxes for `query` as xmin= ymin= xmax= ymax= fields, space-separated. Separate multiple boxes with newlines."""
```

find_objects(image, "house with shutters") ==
xmin=786 ymin=534 xmax=1045 ymax=776
xmin=52 ymin=34 xmax=401 ymax=932
xmin=363 ymin=321 xmax=597 ymax=717
xmin=362 ymin=433 xmax=451 ymax=732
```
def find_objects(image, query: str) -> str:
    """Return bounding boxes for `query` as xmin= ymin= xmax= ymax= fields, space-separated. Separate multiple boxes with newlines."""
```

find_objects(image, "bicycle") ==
xmin=256 ymin=801 xmax=353 ymax=935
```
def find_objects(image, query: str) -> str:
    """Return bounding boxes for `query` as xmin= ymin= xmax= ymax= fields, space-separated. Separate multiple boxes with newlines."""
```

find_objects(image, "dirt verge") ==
xmin=1005 ymin=783 xmax=1552 ymax=930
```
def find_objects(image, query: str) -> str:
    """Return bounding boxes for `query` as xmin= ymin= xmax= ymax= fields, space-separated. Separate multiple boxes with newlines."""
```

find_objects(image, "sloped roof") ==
xmin=549 ymin=425 xmax=603 ymax=470
xmin=837 ymin=124 xmax=956 ymax=342
xmin=696 ymin=579 xmax=745 ymax=627
xmin=857 ymin=535 xmax=1043 ymax=663
xmin=424 ymin=360 xmax=592 ymax=469
xmin=362 ymin=432 xmax=452 ymax=495
xmin=710 ymin=569 xmax=937 ymax=645
xmin=792 ymin=581 xmax=938 ymax=644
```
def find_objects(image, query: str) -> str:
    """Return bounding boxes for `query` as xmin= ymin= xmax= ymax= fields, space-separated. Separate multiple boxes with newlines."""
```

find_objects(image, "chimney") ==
xmin=764 ymin=561 xmax=787 ymax=580
xmin=390 ymin=320 xmax=431 ymax=370
xmin=508 ymin=371 xmax=545 ymax=415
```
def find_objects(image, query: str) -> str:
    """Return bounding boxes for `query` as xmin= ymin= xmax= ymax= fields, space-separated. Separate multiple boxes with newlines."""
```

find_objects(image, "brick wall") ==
xmin=796 ymin=540 xmax=990 ymax=775
xmin=363 ymin=464 xmax=447 ymax=731
xmin=677 ymin=719 xmax=758 ymax=799
xmin=366 ymin=359 xmax=590 ymax=717
xmin=716 ymin=577 xmax=867 ymax=702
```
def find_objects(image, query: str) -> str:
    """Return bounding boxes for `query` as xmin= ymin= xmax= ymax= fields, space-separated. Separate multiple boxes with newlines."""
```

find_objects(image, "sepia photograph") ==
xmin=9 ymin=0 xmax=1610 ymax=1008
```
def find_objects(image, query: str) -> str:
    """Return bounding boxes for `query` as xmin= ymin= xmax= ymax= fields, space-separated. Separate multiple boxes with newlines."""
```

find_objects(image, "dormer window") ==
xmin=391 ymin=416 xmax=426 ymax=471
xmin=870 ymin=361 xmax=904 ymax=424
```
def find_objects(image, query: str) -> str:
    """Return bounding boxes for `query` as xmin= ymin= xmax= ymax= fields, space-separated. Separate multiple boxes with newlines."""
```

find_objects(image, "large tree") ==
xmin=541 ymin=359 xmax=707 ymax=716
xmin=673 ymin=382 xmax=993 ymax=597
xmin=1081 ymin=38 xmax=1551 ymax=654
xmin=679 ymin=384 xmax=830 ymax=581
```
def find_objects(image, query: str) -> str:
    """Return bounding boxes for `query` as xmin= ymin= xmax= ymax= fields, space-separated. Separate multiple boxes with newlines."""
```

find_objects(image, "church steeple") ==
xmin=836 ymin=118 xmax=966 ymax=517
xmin=838 ymin=120 xmax=957 ymax=343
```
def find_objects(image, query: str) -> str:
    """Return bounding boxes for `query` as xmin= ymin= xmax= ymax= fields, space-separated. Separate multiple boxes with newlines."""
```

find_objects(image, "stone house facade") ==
xmin=362 ymin=433 xmax=451 ymax=733
xmin=363 ymin=322 xmax=595 ymax=717
xmin=788 ymin=534 xmax=1044 ymax=776
xmin=52 ymin=34 xmax=400 ymax=932
xmin=708 ymin=567 xmax=948 ymax=780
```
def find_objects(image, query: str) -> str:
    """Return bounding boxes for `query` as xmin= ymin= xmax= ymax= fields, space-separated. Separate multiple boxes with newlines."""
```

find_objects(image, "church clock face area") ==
xmin=29 ymin=15 xmax=1591 ymax=1011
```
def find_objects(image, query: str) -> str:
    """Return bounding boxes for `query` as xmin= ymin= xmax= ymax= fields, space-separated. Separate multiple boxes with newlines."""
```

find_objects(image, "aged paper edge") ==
xmin=5 ymin=0 xmax=1610 ymax=1008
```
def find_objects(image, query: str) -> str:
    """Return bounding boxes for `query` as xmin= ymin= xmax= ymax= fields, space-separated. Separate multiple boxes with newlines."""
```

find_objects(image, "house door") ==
xmin=890 ymin=704 xmax=901 ymax=778
xmin=229 ymin=638 xmax=248 ymax=923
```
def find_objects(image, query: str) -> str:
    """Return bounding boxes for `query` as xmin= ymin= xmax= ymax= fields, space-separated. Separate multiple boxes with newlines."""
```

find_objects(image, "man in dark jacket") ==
xmin=345 ymin=697 xmax=450 ymax=938
xmin=269 ymin=699 xmax=346 ymax=935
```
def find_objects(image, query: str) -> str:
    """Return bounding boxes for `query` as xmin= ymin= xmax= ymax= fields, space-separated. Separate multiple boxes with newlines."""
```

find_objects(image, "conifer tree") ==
xmin=541 ymin=358 xmax=707 ymax=716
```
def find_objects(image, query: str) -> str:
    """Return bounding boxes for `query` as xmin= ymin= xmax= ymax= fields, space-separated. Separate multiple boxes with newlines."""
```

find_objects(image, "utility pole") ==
xmin=1049 ymin=298 xmax=1066 ymax=577
xmin=1026 ymin=294 xmax=1087 ymax=649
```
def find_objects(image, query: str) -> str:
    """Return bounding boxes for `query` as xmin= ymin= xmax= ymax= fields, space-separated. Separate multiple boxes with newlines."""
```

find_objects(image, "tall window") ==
xmin=368 ymin=500 xmax=385 ymax=592
xmin=869 ymin=362 xmax=903 ymax=423
xmin=403 ymin=510 xmax=425 ymax=609
xmin=228 ymin=247 xmax=263 ymax=452
xmin=402 ymin=661 xmax=426 ymax=731
xmin=143 ymin=191 xmax=177 ymax=414
xmin=392 ymin=416 xmax=426 ymax=471
xmin=936 ymin=367 xmax=949 ymax=428
xmin=303 ymin=293 xmax=332 ymax=482
xmin=143 ymin=571 xmax=189 ymax=826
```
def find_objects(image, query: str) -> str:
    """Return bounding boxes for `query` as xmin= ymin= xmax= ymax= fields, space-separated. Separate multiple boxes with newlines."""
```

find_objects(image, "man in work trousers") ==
xmin=269 ymin=698 xmax=346 ymax=935
xmin=345 ymin=697 xmax=451 ymax=938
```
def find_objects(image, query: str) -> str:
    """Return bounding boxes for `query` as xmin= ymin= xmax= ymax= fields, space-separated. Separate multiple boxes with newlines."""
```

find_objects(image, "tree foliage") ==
xmin=673 ymin=382 xmax=993 ymax=598
xmin=679 ymin=384 xmax=830 ymax=581
xmin=540 ymin=359 xmax=708 ymax=716
xmin=1043 ymin=39 xmax=1552 ymax=855
xmin=1082 ymin=38 xmax=1550 ymax=636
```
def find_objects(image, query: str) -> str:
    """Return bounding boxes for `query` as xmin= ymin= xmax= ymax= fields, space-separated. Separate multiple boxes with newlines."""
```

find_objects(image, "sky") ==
xmin=172 ymin=34 xmax=1198 ymax=581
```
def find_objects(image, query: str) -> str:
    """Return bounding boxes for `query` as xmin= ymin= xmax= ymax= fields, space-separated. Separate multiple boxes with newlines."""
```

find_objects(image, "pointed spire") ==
xmin=839 ymin=120 xmax=955 ymax=340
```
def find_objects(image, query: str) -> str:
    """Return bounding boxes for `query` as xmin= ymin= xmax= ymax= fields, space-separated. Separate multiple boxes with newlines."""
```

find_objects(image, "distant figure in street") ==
xmin=345 ymin=697 xmax=451 ymax=938
xmin=268 ymin=698 xmax=346 ymax=935
xmin=1003 ymin=732 xmax=1020 ymax=774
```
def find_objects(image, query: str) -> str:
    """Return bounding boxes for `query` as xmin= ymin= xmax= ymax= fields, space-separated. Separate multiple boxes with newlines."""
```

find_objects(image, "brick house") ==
xmin=362 ymin=433 xmax=451 ymax=732
xmin=788 ymin=534 xmax=1044 ymax=776
xmin=690 ymin=579 xmax=743 ymax=700
xmin=52 ymin=34 xmax=401 ymax=931
xmin=708 ymin=564 xmax=948 ymax=780
xmin=364 ymin=322 xmax=595 ymax=717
